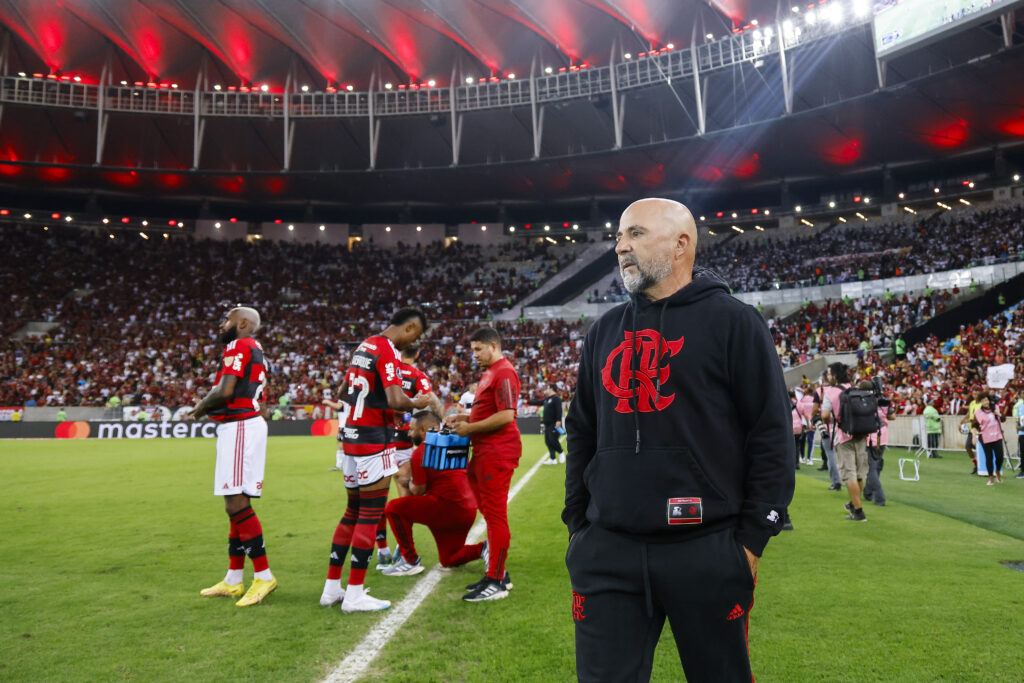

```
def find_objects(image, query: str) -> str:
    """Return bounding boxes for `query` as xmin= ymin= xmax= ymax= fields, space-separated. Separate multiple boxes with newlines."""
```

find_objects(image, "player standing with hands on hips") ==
xmin=446 ymin=327 xmax=522 ymax=602
xmin=189 ymin=307 xmax=277 ymax=607
xmin=564 ymin=199 xmax=794 ymax=681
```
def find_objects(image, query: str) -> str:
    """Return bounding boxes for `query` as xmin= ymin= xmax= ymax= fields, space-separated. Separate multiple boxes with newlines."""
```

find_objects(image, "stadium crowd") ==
xmin=4 ymin=200 xmax=1024 ymax=419
xmin=593 ymin=202 xmax=1024 ymax=299
xmin=0 ymin=225 xmax=580 ymax=410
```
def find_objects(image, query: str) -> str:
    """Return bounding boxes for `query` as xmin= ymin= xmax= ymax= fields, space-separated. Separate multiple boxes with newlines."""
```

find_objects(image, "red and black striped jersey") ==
xmin=341 ymin=335 xmax=403 ymax=456
xmin=209 ymin=337 xmax=267 ymax=423
xmin=392 ymin=362 xmax=433 ymax=450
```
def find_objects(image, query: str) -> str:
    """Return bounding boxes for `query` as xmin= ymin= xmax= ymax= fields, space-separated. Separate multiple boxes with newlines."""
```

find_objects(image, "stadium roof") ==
xmin=0 ymin=1 xmax=1021 ymax=221
xmin=0 ymin=1 xmax=763 ymax=87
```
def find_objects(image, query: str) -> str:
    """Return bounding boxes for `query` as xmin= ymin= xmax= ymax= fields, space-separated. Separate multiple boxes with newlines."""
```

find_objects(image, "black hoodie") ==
xmin=563 ymin=267 xmax=794 ymax=556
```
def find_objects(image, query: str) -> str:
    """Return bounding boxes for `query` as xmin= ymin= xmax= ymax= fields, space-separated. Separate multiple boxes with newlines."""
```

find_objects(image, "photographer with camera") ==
xmin=863 ymin=378 xmax=892 ymax=507
xmin=814 ymin=364 xmax=848 ymax=492
xmin=821 ymin=368 xmax=881 ymax=522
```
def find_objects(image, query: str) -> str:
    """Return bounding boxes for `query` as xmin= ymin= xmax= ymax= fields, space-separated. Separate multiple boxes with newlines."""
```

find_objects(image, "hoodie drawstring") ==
xmin=654 ymin=299 xmax=669 ymax=395
xmin=629 ymin=297 xmax=671 ymax=454
xmin=630 ymin=302 xmax=641 ymax=455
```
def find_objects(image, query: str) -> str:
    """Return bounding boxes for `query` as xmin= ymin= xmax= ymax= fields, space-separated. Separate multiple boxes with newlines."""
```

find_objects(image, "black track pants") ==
xmin=544 ymin=426 xmax=564 ymax=459
xmin=566 ymin=524 xmax=755 ymax=682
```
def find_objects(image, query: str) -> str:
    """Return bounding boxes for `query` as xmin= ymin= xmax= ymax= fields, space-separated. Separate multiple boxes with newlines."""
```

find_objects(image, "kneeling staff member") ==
xmin=563 ymin=198 xmax=794 ymax=682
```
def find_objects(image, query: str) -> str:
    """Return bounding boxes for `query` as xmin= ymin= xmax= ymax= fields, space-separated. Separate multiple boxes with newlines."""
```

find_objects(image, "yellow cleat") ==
xmin=200 ymin=580 xmax=244 ymax=598
xmin=235 ymin=577 xmax=277 ymax=607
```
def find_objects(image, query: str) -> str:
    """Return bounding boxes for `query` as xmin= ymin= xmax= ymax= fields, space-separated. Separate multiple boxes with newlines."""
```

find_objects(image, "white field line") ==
xmin=322 ymin=452 xmax=551 ymax=683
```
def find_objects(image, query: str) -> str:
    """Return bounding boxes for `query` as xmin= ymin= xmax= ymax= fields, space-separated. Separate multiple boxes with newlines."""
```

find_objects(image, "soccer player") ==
xmin=320 ymin=308 xmax=436 ymax=613
xmin=323 ymin=393 xmax=350 ymax=472
xmin=382 ymin=411 xmax=486 ymax=576
xmin=373 ymin=346 xmax=437 ymax=565
xmin=190 ymin=307 xmax=276 ymax=607
xmin=446 ymin=327 xmax=522 ymax=602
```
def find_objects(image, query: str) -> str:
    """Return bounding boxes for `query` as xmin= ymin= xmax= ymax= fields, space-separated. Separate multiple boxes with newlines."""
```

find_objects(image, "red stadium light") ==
xmin=0 ymin=209 xmax=8 ymax=215
xmin=229 ymin=217 xmax=237 ymax=223
xmin=716 ymin=211 xmax=724 ymax=218
xmin=524 ymin=224 xmax=531 ymax=229
xmin=751 ymin=208 xmax=758 ymax=214
xmin=563 ymin=222 xmax=569 ymax=227
xmin=121 ymin=217 xmax=129 ymax=224
xmin=46 ymin=74 xmax=57 ymax=80
xmin=854 ymin=196 xmax=862 ymax=202
xmin=134 ymin=81 xmax=143 ymax=86
xmin=51 ymin=213 xmax=60 ymax=219
xmin=227 ymin=86 xmax=237 ymax=91
xmin=274 ymin=219 xmax=282 ymax=224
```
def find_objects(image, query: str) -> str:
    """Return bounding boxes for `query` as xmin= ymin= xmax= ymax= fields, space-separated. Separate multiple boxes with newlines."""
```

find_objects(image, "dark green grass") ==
xmin=2 ymin=436 xmax=1023 ymax=681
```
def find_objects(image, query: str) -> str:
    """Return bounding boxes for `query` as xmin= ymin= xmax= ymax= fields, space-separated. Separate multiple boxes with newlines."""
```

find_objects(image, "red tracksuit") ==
xmin=467 ymin=357 xmax=522 ymax=579
xmin=385 ymin=444 xmax=481 ymax=567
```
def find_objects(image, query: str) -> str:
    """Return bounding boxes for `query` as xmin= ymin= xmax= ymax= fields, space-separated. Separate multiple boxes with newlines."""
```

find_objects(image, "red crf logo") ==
xmin=358 ymin=469 xmax=368 ymax=478
xmin=600 ymin=330 xmax=684 ymax=413
xmin=572 ymin=591 xmax=586 ymax=621
xmin=344 ymin=475 xmax=355 ymax=483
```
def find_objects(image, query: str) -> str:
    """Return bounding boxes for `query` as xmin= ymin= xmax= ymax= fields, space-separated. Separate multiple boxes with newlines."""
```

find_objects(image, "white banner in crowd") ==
xmin=987 ymin=363 xmax=1015 ymax=389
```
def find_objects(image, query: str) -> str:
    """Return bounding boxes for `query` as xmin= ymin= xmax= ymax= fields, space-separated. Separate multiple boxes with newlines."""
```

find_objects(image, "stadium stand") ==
xmin=0 ymin=225 xmax=580 ymax=409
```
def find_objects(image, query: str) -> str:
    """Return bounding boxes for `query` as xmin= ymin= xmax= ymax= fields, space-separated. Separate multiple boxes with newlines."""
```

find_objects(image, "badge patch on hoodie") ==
xmin=667 ymin=497 xmax=702 ymax=525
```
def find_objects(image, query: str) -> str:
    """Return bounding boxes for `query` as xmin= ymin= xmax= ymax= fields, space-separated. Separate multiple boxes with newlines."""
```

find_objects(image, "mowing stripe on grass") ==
xmin=322 ymin=452 xmax=550 ymax=683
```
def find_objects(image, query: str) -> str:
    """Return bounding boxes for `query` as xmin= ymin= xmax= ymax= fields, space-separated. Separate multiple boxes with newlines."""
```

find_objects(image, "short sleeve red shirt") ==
xmin=468 ymin=357 xmax=522 ymax=458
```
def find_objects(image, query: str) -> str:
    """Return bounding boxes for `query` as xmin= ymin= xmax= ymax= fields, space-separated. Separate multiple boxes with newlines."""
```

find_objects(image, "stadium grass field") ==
xmin=2 ymin=435 xmax=1023 ymax=681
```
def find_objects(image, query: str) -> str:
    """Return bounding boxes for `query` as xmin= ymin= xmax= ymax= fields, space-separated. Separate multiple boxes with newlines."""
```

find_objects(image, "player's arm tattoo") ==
xmin=191 ymin=375 xmax=238 ymax=418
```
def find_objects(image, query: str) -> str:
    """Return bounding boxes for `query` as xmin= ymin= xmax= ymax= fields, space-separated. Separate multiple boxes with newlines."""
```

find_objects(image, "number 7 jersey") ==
xmin=341 ymin=335 xmax=403 ymax=455
xmin=209 ymin=337 xmax=268 ymax=422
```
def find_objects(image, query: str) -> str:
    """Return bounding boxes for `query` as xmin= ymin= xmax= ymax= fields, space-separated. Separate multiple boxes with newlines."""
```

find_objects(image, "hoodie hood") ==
xmin=628 ymin=266 xmax=732 ymax=311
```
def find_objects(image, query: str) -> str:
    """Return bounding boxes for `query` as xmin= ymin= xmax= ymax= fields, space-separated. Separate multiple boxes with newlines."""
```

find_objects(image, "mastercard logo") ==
xmin=310 ymin=419 xmax=339 ymax=437
xmin=55 ymin=421 xmax=91 ymax=439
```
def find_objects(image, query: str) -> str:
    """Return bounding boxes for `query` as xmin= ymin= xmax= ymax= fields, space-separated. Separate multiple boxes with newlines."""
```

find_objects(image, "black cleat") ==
xmin=465 ymin=570 xmax=512 ymax=592
xmin=463 ymin=577 xmax=509 ymax=602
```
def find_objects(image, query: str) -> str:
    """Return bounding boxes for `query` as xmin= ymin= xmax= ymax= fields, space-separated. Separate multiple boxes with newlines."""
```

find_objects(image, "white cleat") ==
xmin=341 ymin=584 xmax=391 ymax=612
xmin=320 ymin=580 xmax=345 ymax=607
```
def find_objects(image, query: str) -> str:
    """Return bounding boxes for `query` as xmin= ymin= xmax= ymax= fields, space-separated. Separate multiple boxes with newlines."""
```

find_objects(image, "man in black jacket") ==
xmin=528 ymin=384 xmax=564 ymax=465
xmin=563 ymin=198 xmax=794 ymax=682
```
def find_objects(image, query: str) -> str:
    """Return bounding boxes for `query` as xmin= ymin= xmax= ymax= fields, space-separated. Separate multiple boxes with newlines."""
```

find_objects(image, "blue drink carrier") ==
xmin=422 ymin=429 xmax=470 ymax=471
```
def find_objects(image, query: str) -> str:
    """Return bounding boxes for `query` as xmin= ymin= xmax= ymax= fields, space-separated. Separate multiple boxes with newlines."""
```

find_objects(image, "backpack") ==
xmin=838 ymin=387 xmax=881 ymax=437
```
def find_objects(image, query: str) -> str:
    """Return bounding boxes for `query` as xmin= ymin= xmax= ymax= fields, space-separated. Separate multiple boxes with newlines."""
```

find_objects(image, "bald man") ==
xmin=188 ymin=307 xmax=277 ymax=607
xmin=563 ymin=199 xmax=794 ymax=681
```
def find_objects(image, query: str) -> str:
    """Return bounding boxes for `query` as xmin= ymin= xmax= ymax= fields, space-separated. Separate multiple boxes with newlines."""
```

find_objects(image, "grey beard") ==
xmin=621 ymin=257 xmax=672 ymax=295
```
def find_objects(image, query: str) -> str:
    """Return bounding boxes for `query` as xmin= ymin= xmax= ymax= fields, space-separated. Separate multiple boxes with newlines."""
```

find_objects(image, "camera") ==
xmin=871 ymin=376 xmax=891 ymax=407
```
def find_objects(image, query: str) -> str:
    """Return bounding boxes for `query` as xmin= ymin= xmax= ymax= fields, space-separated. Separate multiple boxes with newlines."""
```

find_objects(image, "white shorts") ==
xmin=214 ymin=416 xmax=267 ymax=497
xmin=342 ymin=447 xmax=397 ymax=489
xmin=395 ymin=447 xmax=413 ymax=468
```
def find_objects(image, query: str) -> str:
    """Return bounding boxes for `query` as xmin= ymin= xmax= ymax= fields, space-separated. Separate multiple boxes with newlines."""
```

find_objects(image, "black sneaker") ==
xmin=782 ymin=520 xmax=794 ymax=531
xmin=463 ymin=577 xmax=509 ymax=602
xmin=1016 ymin=471 xmax=1024 ymax=479
xmin=844 ymin=501 xmax=854 ymax=514
xmin=845 ymin=508 xmax=867 ymax=522
xmin=970 ymin=467 xmax=978 ymax=475
xmin=817 ymin=465 xmax=829 ymax=471
xmin=932 ymin=453 xmax=943 ymax=459
xmin=828 ymin=483 xmax=842 ymax=491
xmin=465 ymin=570 xmax=512 ymax=592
